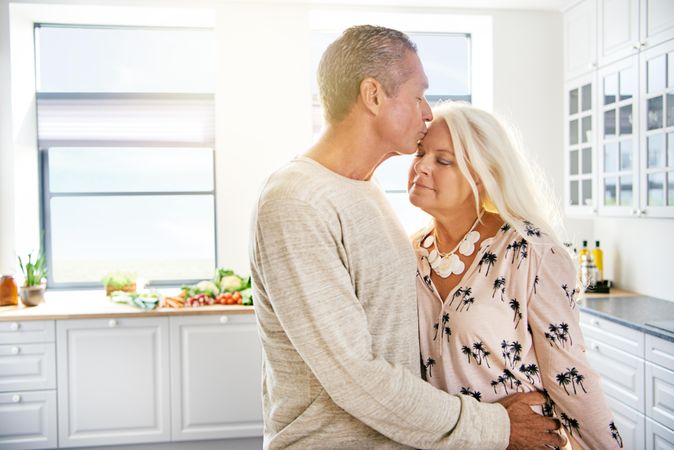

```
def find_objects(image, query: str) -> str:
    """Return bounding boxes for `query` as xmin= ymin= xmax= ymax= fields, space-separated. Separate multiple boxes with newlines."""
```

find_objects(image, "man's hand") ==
xmin=497 ymin=392 xmax=567 ymax=450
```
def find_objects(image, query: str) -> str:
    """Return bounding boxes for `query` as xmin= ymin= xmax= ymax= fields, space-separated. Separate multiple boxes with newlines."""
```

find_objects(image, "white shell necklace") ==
xmin=421 ymin=210 xmax=485 ymax=278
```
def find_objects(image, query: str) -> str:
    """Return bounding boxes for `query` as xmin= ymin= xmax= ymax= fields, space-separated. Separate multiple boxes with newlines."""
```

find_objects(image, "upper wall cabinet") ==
xmin=565 ymin=0 xmax=598 ymax=80
xmin=642 ymin=0 xmax=674 ymax=50
xmin=567 ymin=0 xmax=674 ymax=80
xmin=598 ymin=0 xmax=640 ymax=66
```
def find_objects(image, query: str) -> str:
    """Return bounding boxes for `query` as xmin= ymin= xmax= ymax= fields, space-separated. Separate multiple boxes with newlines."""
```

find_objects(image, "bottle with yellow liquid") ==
xmin=592 ymin=240 xmax=604 ymax=281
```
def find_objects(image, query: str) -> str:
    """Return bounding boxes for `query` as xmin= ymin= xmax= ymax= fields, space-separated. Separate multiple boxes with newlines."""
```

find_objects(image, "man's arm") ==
xmin=253 ymin=196 xmax=510 ymax=449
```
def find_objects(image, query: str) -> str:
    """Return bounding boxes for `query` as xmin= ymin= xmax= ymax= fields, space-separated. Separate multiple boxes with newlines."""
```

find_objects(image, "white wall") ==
xmin=0 ymin=0 xmax=16 ymax=275
xmin=593 ymin=218 xmax=673 ymax=301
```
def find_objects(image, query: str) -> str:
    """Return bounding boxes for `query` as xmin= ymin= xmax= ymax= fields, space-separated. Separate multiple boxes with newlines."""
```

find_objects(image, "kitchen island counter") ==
xmin=0 ymin=289 xmax=253 ymax=321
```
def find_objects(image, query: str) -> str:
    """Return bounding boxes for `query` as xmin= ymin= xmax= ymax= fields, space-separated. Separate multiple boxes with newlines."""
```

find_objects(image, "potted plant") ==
xmin=18 ymin=252 xmax=47 ymax=307
xmin=102 ymin=272 xmax=137 ymax=296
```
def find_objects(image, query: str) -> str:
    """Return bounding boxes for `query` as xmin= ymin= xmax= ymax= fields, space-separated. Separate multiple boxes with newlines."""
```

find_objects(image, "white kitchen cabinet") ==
xmin=606 ymin=396 xmax=646 ymax=450
xmin=583 ymin=332 xmax=646 ymax=411
xmin=597 ymin=55 xmax=641 ymax=215
xmin=0 ymin=391 xmax=57 ymax=450
xmin=641 ymin=0 xmax=674 ymax=50
xmin=565 ymin=72 xmax=599 ymax=215
xmin=56 ymin=317 xmax=171 ymax=448
xmin=639 ymin=39 xmax=674 ymax=218
xmin=0 ymin=320 xmax=57 ymax=450
xmin=598 ymin=0 xmax=640 ymax=66
xmin=647 ymin=417 xmax=674 ymax=449
xmin=0 ymin=343 xmax=56 ymax=392
xmin=580 ymin=311 xmax=674 ymax=444
xmin=169 ymin=314 xmax=262 ymax=441
xmin=565 ymin=0 xmax=598 ymax=80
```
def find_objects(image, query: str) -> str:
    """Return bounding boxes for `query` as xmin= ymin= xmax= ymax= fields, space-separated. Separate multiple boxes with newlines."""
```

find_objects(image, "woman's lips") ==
xmin=412 ymin=180 xmax=434 ymax=191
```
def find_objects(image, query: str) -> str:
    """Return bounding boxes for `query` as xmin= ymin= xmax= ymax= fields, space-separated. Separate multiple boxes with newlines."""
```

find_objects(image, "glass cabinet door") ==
xmin=640 ymin=40 xmax=674 ymax=218
xmin=566 ymin=74 xmax=596 ymax=214
xmin=598 ymin=56 xmax=639 ymax=215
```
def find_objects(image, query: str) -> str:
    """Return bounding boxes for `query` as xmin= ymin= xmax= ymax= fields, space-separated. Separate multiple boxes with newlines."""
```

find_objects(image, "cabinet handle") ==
xmin=591 ymin=319 xmax=600 ymax=326
xmin=631 ymin=209 xmax=638 ymax=216
xmin=219 ymin=316 xmax=229 ymax=324
xmin=591 ymin=343 xmax=600 ymax=351
xmin=108 ymin=319 xmax=118 ymax=328
xmin=10 ymin=322 xmax=20 ymax=331
xmin=639 ymin=209 xmax=646 ymax=216
xmin=12 ymin=394 xmax=21 ymax=403
xmin=11 ymin=346 xmax=20 ymax=355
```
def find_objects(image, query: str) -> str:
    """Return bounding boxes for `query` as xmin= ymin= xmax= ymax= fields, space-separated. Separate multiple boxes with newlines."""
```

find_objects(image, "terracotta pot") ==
xmin=19 ymin=284 xmax=46 ymax=307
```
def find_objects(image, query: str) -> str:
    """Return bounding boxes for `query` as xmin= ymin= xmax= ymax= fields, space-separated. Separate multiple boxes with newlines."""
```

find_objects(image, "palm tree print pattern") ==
xmin=544 ymin=322 xmax=573 ymax=348
xmin=459 ymin=386 xmax=482 ymax=402
xmin=433 ymin=313 xmax=452 ymax=342
xmin=492 ymin=276 xmax=506 ymax=301
xmin=609 ymin=422 xmax=623 ymax=448
xmin=478 ymin=251 xmax=498 ymax=276
xmin=518 ymin=363 xmax=541 ymax=384
xmin=490 ymin=369 xmax=522 ymax=395
xmin=424 ymin=357 xmax=436 ymax=378
xmin=562 ymin=283 xmax=578 ymax=308
xmin=460 ymin=341 xmax=491 ymax=367
xmin=560 ymin=412 xmax=582 ymax=438
xmin=523 ymin=221 xmax=542 ymax=238
xmin=510 ymin=298 xmax=522 ymax=328
xmin=556 ymin=367 xmax=587 ymax=395
xmin=501 ymin=339 xmax=522 ymax=369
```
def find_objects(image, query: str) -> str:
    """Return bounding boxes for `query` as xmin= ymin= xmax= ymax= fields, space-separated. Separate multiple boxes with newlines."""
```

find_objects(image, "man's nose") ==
xmin=422 ymin=97 xmax=433 ymax=122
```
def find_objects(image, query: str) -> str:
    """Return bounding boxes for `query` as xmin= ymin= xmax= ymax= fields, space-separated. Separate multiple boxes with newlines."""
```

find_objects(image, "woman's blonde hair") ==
xmin=432 ymin=101 xmax=565 ymax=245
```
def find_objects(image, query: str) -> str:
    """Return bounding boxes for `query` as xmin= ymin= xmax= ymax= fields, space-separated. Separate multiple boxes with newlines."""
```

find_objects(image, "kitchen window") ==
xmin=35 ymin=25 xmax=216 ymax=287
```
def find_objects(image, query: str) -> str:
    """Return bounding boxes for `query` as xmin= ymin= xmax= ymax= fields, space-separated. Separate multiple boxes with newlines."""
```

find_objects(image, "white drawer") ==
xmin=0 ymin=343 xmax=56 ymax=392
xmin=646 ymin=417 xmax=674 ymax=450
xmin=580 ymin=313 xmax=644 ymax=358
xmin=0 ymin=390 xmax=57 ymax=450
xmin=584 ymin=333 xmax=645 ymax=413
xmin=647 ymin=334 xmax=674 ymax=372
xmin=646 ymin=362 xmax=674 ymax=431
xmin=0 ymin=321 xmax=55 ymax=344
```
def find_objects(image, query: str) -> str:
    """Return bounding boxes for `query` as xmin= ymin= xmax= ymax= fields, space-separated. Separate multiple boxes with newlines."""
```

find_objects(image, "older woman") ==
xmin=409 ymin=102 xmax=622 ymax=450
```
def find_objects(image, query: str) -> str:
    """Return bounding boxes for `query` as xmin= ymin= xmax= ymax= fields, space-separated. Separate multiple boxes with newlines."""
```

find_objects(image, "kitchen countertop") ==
xmin=581 ymin=289 xmax=674 ymax=342
xmin=0 ymin=289 xmax=254 ymax=321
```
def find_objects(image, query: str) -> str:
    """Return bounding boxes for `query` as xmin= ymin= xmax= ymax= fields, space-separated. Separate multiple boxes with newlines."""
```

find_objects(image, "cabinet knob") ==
xmin=591 ymin=319 xmax=600 ymax=326
xmin=591 ymin=343 xmax=600 ymax=351
xmin=108 ymin=319 xmax=118 ymax=328
xmin=12 ymin=394 xmax=21 ymax=403
xmin=640 ymin=209 xmax=646 ymax=216
xmin=219 ymin=316 xmax=229 ymax=324
xmin=10 ymin=322 xmax=20 ymax=331
xmin=11 ymin=346 xmax=20 ymax=355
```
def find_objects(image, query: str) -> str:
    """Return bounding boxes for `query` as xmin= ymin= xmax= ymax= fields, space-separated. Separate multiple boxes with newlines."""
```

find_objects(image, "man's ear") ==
xmin=359 ymin=77 xmax=383 ymax=115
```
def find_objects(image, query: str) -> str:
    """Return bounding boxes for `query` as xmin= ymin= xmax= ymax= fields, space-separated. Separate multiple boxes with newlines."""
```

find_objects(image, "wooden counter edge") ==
xmin=0 ymin=304 xmax=255 ymax=321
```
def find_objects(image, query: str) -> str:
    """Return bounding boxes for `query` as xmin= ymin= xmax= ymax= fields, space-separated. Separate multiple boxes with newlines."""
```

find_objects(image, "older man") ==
xmin=250 ymin=25 xmax=564 ymax=450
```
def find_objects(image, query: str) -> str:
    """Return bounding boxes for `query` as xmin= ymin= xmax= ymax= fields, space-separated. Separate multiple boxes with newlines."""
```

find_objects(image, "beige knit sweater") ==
xmin=249 ymin=157 xmax=510 ymax=449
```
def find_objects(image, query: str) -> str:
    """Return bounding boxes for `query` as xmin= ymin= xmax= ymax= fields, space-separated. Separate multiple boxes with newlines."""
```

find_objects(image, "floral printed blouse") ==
xmin=414 ymin=221 xmax=623 ymax=450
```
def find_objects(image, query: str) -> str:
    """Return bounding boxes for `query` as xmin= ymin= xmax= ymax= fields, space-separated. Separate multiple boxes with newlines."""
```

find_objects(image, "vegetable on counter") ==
xmin=172 ymin=268 xmax=253 ymax=309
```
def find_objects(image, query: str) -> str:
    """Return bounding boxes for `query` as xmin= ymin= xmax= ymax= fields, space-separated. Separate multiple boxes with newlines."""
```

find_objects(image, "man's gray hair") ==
xmin=317 ymin=25 xmax=417 ymax=124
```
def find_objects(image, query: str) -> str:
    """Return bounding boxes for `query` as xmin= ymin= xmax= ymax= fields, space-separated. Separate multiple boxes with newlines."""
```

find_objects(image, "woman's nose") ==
xmin=413 ymin=155 xmax=431 ymax=174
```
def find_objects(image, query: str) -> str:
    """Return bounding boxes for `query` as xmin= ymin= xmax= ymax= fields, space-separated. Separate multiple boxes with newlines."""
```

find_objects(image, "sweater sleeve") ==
xmin=251 ymin=195 xmax=510 ymax=450
xmin=528 ymin=245 xmax=624 ymax=450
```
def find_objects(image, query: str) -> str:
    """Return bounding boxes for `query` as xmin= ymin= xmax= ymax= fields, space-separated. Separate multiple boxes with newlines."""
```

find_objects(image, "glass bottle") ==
xmin=592 ymin=240 xmax=604 ymax=281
